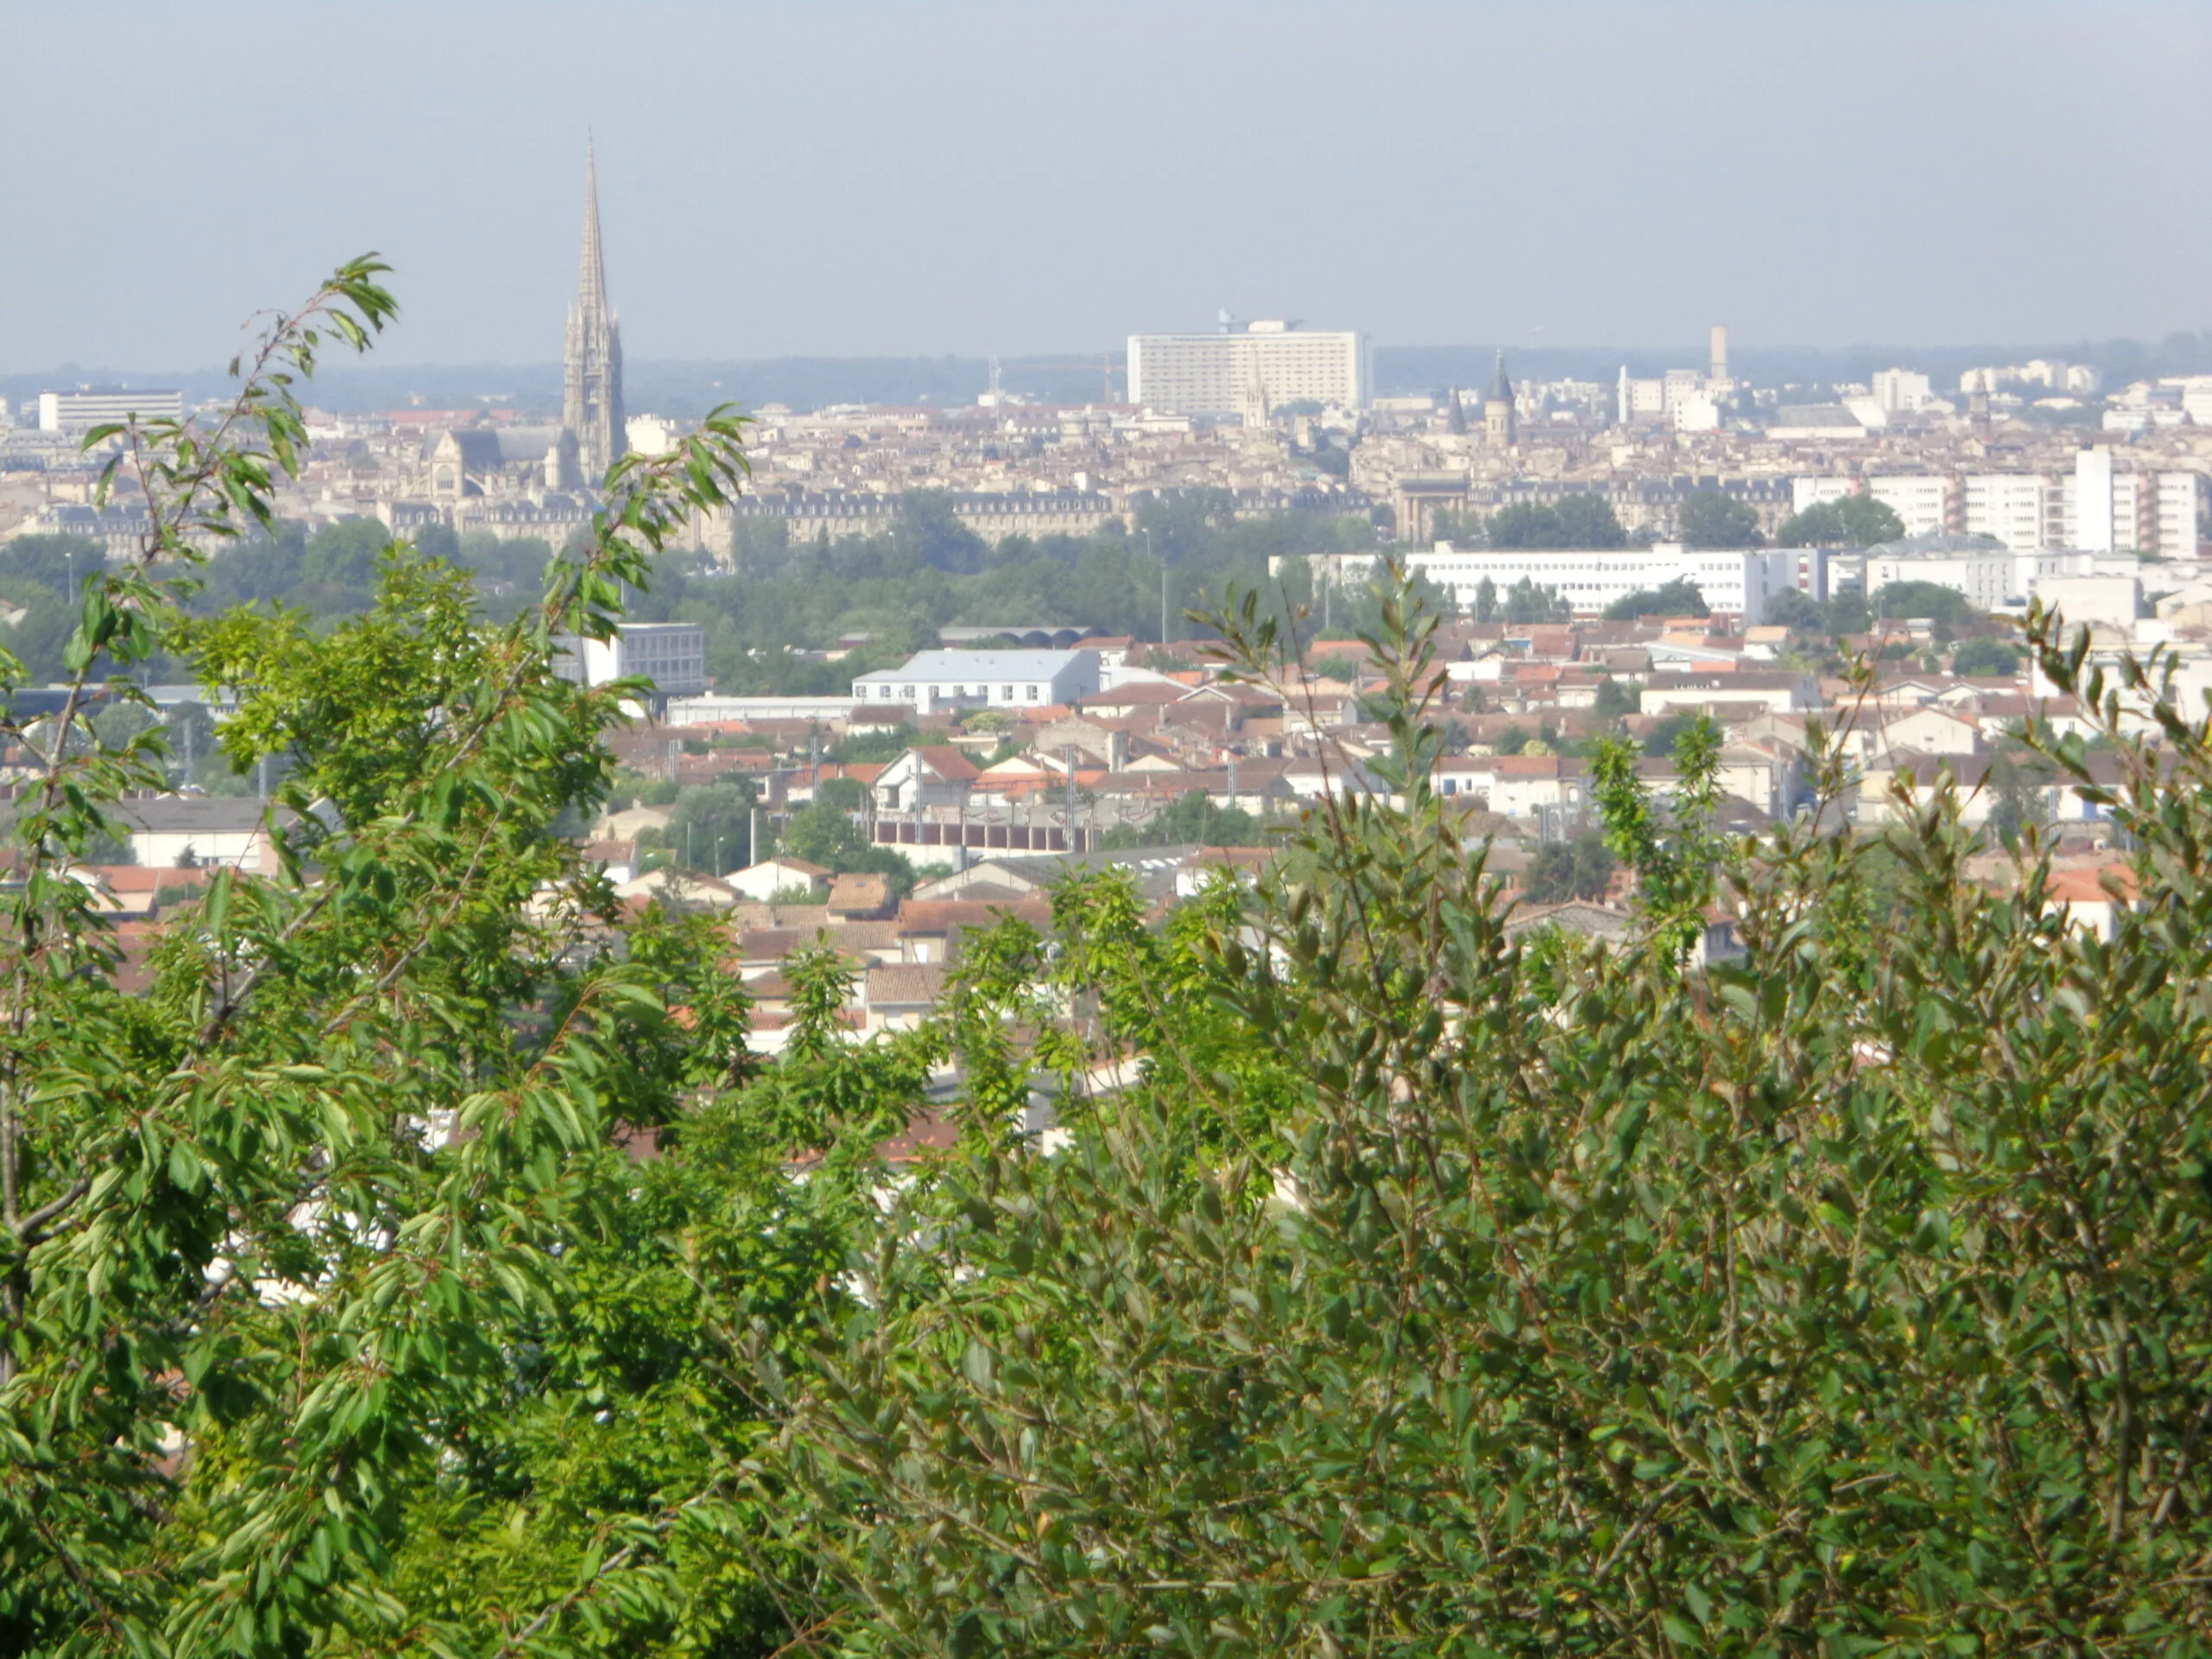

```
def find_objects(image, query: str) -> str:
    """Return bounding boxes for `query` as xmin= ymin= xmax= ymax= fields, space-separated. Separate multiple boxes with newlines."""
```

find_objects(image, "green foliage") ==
xmin=666 ymin=781 xmax=758 ymax=874
xmin=1519 ymin=831 xmax=1615 ymax=903
xmin=1775 ymin=493 xmax=1908 ymax=547
xmin=1873 ymin=578 xmax=1979 ymax=627
xmin=1761 ymin=585 xmax=1826 ymax=630
xmin=1602 ymin=576 xmax=1709 ymax=620
xmin=1486 ymin=494 xmax=1629 ymax=549
xmin=776 ymin=800 xmax=916 ymax=892
xmin=1675 ymin=489 xmax=1764 ymax=548
xmin=1591 ymin=675 xmax=1640 ymax=723
xmin=1953 ymin=635 xmax=2022 ymax=677
xmin=0 ymin=259 xmax=772 ymax=1656
xmin=1098 ymin=790 xmax=1265 ymax=849
xmin=754 ymin=569 xmax=2212 ymax=1656
xmin=1498 ymin=575 xmax=1572 ymax=624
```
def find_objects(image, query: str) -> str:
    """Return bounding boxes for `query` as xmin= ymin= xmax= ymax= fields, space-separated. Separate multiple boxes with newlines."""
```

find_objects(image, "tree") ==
xmin=1099 ymin=789 xmax=1263 ymax=849
xmin=1953 ymin=636 xmax=2021 ymax=677
xmin=668 ymin=779 xmax=759 ymax=873
xmin=1762 ymin=585 xmax=1826 ymax=630
xmin=758 ymin=573 xmax=2212 ymax=1655
xmin=1591 ymin=675 xmax=1640 ymax=722
xmin=1471 ymin=573 xmax=1497 ymax=622
xmin=1675 ymin=489 xmax=1762 ymax=548
xmin=1872 ymin=578 xmax=1976 ymax=627
xmin=1987 ymin=748 xmax=2051 ymax=843
xmin=0 ymin=260 xmax=766 ymax=1654
xmin=1519 ymin=832 xmax=1614 ymax=903
xmin=1603 ymin=577 xmax=1708 ymax=620
xmin=1500 ymin=575 xmax=1571 ymax=624
xmin=1775 ymin=493 xmax=1907 ymax=547
xmin=1486 ymin=495 xmax=1626 ymax=550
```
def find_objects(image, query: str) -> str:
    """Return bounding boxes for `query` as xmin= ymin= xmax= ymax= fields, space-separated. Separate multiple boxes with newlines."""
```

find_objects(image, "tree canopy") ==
xmin=10 ymin=271 xmax=2212 ymax=1659
xmin=1603 ymin=577 xmax=1709 ymax=620
xmin=1775 ymin=493 xmax=1908 ymax=547
xmin=1486 ymin=494 xmax=1630 ymax=549
xmin=1675 ymin=490 xmax=1764 ymax=548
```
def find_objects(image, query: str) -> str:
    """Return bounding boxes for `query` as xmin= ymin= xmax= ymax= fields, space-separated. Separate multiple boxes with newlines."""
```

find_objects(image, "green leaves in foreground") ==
xmin=755 ymin=570 xmax=2212 ymax=1657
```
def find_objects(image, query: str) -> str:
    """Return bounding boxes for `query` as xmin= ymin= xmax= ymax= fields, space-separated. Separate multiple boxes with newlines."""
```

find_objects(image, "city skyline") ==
xmin=3 ymin=2 xmax=2209 ymax=372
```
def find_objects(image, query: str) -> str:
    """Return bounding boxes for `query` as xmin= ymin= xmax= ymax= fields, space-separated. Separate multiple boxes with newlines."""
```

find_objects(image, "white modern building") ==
xmin=1791 ymin=474 xmax=1955 ymax=538
xmin=38 ymin=387 xmax=185 ymax=435
xmin=552 ymin=622 xmax=709 ymax=697
xmin=1406 ymin=543 xmax=1802 ymax=624
xmin=1127 ymin=321 xmax=1368 ymax=416
xmin=1963 ymin=474 xmax=2065 ymax=551
xmin=851 ymin=648 xmax=1103 ymax=715
xmin=1864 ymin=550 xmax=2015 ymax=611
xmin=1870 ymin=369 xmax=1934 ymax=415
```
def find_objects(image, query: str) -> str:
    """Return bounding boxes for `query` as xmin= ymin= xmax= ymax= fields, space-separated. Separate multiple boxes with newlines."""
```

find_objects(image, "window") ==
xmin=1027 ymin=685 xmax=1039 ymax=702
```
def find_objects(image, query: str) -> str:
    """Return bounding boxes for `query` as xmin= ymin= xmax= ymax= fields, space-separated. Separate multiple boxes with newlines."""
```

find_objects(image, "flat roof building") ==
xmin=38 ymin=387 xmax=185 ymax=435
xmin=852 ymin=648 xmax=1102 ymax=715
xmin=1127 ymin=320 xmax=1368 ymax=417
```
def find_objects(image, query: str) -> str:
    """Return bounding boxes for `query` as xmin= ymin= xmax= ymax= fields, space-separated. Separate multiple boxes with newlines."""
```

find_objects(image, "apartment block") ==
xmin=1127 ymin=321 xmax=1367 ymax=416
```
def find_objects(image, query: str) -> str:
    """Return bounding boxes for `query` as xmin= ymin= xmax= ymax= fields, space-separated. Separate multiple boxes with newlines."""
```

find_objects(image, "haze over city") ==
xmin=5 ymin=0 xmax=2209 ymax=373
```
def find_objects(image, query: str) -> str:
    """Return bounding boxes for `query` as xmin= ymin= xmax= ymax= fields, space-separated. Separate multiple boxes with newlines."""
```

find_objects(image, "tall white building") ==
xmin=37 ymin=387 xmax=185 ymax=435
xmin=1963 ymin=474 xmax=2065 ymax=551
xmin=1870 ymin=368 xmax=1933 ymax=415
xmin=1407 ymin=543 xmax=1802 ymax=625
xmin=1126 ymin=321 xmax=1367 ymax=416
xmin=1791 ymin=475 xmax=1955 ymax=539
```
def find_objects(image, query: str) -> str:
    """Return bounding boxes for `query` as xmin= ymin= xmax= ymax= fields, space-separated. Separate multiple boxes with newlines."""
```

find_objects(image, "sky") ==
xmin=4 ymin=1 xmax=2209 ymax=373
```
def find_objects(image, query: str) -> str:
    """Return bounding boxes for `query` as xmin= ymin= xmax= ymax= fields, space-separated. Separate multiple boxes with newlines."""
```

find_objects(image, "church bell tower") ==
xmin=562 ymin=141 xmax=625 ymax=485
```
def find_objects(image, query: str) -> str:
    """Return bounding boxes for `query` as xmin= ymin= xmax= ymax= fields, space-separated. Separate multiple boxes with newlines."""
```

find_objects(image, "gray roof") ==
xmin=114 ymin=798 xmax=288 ymax=834
xmin=860 ymin=649 xmax=1096 ymax=683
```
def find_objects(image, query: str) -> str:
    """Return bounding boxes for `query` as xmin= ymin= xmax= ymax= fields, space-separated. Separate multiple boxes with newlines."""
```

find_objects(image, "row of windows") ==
xmin=863 ymin=682 xmax=1046 ymax=702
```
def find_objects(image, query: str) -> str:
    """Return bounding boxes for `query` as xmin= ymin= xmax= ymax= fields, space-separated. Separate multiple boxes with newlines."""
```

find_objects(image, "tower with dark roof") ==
xmin=1483 ymin=350 xmax=1516 ymax=448
xmin=563 ymin=142 xmax=625 ymax=484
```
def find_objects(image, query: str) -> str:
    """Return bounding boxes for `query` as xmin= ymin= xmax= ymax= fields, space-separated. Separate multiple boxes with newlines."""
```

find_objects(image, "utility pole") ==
xmin=666 ymin=738 xmax=679 ymax=783
xmin=1143 ymin=529 xmax=1168 ymax=649
xmin=1064 ymin=744 xmax=1077 ymax=851
xmin=748 ymin=804 xmax=759 ymax=869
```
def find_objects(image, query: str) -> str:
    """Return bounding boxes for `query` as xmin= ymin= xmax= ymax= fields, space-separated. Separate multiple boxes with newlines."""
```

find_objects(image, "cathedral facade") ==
xmin=562 ymin=143 xmax=625 ymax=485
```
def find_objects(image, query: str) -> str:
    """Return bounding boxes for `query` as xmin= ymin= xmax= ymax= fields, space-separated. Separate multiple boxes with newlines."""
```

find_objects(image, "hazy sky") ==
xmin=5 ymin=2 xmax=2209 ymax=372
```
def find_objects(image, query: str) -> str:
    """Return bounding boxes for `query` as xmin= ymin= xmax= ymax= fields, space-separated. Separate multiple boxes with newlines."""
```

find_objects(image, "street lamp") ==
xmin=715 ymin=835 xmax=727 ymax=875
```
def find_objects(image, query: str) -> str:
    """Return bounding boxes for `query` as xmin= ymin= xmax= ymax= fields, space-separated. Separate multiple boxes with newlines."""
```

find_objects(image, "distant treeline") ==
xmin=15 ymin=329 xmax=2212 ymax=417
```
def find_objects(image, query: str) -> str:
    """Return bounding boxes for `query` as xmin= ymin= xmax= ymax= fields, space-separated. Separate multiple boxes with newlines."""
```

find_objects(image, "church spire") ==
xmin=563 ymin=137 xmax=625 ymax=485
xmin=578 ymin=137 xmax=609 ymax=326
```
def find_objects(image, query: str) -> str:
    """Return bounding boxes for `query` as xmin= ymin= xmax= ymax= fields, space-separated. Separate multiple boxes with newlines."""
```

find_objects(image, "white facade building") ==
xmin=553 ymin=622 xmax=709 ymax=697
xmin=1963 ymin=474 xmax=2064 ymax=551
xmin=1866 ymin=550 xmax=2015 ymax=611
xmin=38 ymin=387 xmax=185 ymax=435
xmin=1126 ymin=321 xmax=1368 ymax=416
xmin=851 ymin=648 xmax=1102 ymax=715
xmin=1407 ymin=543 xmax=1802 ymax=624
xmin=1870 ymin=369 xmax=1933 ymax=414
xmin=1791 ymin=474 xmax=1955 ymax=538
xmin=1800 ymin=464 xmax=2200 ymax=557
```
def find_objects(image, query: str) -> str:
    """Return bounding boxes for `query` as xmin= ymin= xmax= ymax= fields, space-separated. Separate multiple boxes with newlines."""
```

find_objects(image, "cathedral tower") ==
xmin=563 ymin=141 xmax=625 ymax=485
xmin=1483 ymin=350 xmax=1516 ymax=448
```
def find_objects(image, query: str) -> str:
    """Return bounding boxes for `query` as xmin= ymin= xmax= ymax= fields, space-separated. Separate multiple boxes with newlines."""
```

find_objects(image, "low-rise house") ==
xmin=577 ymin=838 xmax=641 ymax=884
xmin=725 ymin=855 xmax=830 ymax=901
xmin=113 ymin=798 xmax=290 ymax=872
xmin=862 ymin=963 xmax=949 ymax=1032
xmin=827 ymin=872 xmax=896 ymax=919
xmin=872 ymin=745 xmax=980 ymax=815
